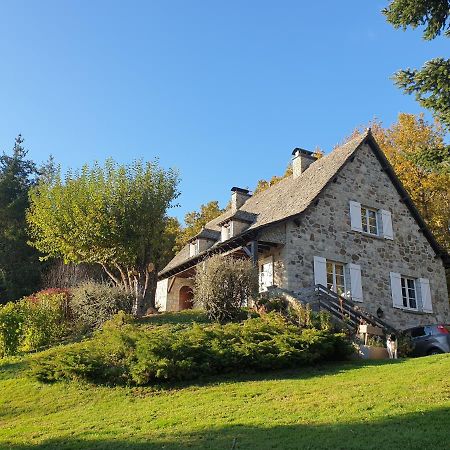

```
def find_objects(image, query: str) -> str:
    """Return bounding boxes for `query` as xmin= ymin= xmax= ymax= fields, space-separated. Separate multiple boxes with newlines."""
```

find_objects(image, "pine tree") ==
xmin=0 ymin=135 xmax=43 ymax=302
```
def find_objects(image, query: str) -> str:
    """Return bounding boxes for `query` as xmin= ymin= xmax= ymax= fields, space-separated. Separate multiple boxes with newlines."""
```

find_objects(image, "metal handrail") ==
xmin=313 ymin=284 xmax=397 ymax=333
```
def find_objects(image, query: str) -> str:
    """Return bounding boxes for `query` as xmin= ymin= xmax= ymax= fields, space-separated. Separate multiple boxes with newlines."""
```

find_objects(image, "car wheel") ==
xmin=427 ymin=348 xmax=443 ymax=356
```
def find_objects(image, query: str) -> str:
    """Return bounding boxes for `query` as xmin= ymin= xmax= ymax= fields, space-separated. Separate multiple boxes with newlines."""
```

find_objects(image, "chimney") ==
xmin=292 ymin=148 xmax=316 ymax=178
xmin=231 ymin=187 xmax=251 ymax=211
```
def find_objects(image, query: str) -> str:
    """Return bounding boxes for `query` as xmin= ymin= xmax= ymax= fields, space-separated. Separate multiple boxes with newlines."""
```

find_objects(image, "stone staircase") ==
xmin=267 ymin=284 xmax=397 ymax=334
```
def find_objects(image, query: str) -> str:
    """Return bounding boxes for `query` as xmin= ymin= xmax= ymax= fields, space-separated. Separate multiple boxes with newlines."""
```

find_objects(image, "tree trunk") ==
xmin=131 ymin=268 xmax=158 ymax=316
xmin=100 ymin=263 xmax=158 ymax=317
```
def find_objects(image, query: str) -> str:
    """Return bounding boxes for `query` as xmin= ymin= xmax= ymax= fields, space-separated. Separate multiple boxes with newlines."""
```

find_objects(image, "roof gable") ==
xmin=160 ymin=130 xmax=449 ymax=276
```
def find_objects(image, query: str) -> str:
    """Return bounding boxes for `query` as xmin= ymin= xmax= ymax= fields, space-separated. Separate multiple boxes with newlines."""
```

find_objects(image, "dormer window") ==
xmin=189 ymin=239 xmax=200 ymax=257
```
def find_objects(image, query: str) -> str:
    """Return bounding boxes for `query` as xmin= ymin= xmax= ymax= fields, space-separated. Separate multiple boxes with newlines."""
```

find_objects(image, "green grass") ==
xmin=1 ymin=351 xmax=449 ymax=450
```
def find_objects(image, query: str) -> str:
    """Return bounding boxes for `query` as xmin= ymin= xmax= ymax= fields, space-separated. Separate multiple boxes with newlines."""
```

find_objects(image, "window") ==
xmin=361 ymin=206 xmax=378 ymax=235
xmin=400 ymin=276 xmax=417 ymax=310
xmin=410 ymin=327 xmax=426 ymax=338
xmin=326 ymin=261 xmax=347 ymax=296
xmin=349 ymin=201 xmax=393 ymax=239
xmin=391 ymin=273 xmax=432 ymax=312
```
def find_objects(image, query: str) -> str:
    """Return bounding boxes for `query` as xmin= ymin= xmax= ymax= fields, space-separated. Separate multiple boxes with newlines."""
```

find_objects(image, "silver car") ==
xmin=404 ymin=324 xmax=450 ymax=356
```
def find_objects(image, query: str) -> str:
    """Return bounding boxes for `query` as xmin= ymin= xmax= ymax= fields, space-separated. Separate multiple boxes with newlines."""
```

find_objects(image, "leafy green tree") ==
xmin=0 ymin=135 xmax=43 ymax=302
xmin=175 ymin=201 xmax=223 ymax=251
xmin=27 ymin=158 xmax=179 ymax=314
xmin=383 ymin=0 xmax=450 ymax=129
xmin=160 ymin=217 xmax=182 ymax=265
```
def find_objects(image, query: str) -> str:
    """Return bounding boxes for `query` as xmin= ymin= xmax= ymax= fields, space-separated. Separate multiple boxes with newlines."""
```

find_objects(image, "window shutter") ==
xmin=221 ymin=225 xmax=229 ymax=242
xmin=418 ymin=278 xmax=433 ymax=313
xmin=265 ymin=256 xmax=274 ymax=286
xmin=349 ymin=263 xmax=363 ymax=302
xmin=390 ymin=272 xmax=403 ymax=308
xmin=381 ymin=209 xmax=393 ymax=240
xmin=349 ymin=201 xmax=362 ymax=232
xmin=313 ymin=256 xmax=327 ymax=287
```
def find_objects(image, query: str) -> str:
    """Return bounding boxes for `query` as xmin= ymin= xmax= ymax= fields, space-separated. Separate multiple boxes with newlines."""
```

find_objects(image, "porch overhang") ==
xmin=158 ymin=231 xmax=279 ymax=280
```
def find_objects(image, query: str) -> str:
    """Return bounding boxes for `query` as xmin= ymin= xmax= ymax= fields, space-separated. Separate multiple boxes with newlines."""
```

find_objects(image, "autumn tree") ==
xmin=383 ymin=0 xmax=450 ymax=129
xmin=27 ymin=158 xmax=179 ymax=314
xmin=175 ymin=200 xmax=223 ymax=251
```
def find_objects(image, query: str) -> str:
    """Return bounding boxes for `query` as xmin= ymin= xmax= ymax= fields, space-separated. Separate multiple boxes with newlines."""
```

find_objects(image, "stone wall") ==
xmin=283 ymin=142 xmax=449 ymax=330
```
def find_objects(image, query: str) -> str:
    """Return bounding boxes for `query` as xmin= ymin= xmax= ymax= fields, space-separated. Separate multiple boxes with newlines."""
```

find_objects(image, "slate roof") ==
xmin=160 ymin=130 xmax=449 ymax=276
xmin=161 ymin=132 xmax=368 ymax=274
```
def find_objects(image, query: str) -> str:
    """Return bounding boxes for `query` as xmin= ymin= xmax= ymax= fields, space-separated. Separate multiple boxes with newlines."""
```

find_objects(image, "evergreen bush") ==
xmin=31 ymin=312 xmax=353 ymax=385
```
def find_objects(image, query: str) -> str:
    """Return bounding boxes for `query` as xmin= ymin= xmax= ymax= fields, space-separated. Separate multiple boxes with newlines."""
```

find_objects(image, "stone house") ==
xmin=156 ymin=130 xmax=450 ymax=330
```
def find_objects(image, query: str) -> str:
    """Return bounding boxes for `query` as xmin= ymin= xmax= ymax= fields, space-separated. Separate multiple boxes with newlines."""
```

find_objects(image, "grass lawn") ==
xmin=1 ymin=348 xmax=449 ymax=450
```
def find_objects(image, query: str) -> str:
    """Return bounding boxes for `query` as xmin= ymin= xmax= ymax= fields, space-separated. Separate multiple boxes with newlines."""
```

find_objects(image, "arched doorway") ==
xmin=179 ymin=286 xmax=194 ymax=310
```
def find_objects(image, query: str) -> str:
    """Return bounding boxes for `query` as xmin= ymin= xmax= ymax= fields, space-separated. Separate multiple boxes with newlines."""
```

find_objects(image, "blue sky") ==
xmin=0 ymin=1 xmax=447 ymax=223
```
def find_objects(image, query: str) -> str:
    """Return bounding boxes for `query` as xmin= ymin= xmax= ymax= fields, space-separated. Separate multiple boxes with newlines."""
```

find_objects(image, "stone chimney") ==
xmin=231 ymin=187 xmax=251 ymax=211
xmin=292 ymin=148 xmax=316 ymax=178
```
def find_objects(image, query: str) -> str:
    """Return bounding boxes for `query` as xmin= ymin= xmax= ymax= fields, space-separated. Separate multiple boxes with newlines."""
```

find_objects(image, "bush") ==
xmin=31 ymin=312 xmax=354 ymax=385
xmin=0 ymin=302 xmax=25 ymax=357
xmin=0 ymin=289 xmax=72 ymax=357
xmin=71 ymin=281 xmax=133 ymax=331
xmin=194 ymin=255 xmax=258 ymax=322
xmin=254 ymin=293 xmax=334 ymax=331
xmin=21 ymin=289 xmax=72 ymax=351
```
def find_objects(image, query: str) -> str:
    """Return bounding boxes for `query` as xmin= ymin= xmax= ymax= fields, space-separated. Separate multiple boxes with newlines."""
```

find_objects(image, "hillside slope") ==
xmin=1 ymin=354 xmax=449 ymax=450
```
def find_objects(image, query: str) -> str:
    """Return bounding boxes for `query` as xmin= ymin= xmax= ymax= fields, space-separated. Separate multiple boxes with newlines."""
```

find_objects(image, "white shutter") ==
xmin=381 ymin=209 xmax=394 ymax=240
xmin=314 ymin=256 xmax=327 ymax=287
xmin=349 ymin=264 xmax=363 ymax=302
xmin=349 ymin=201 xmax=362 ymax=232
xmin=259 ymin=257 xmax=274 ymax=292
xmin=264 ymin=257 xmax=274 ymax=287
xmin=155 ymin=278 xmax=169 ymax=311
xmin=419 ymin=278 xmax=433 ymax=313
xmin=390 ymin=272 xmax=403 ymax=308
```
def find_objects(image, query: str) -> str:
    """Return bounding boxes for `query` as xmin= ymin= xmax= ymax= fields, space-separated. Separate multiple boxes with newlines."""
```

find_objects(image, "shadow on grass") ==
xmin=2 ymin=407 xmax=448 ymax=450
xmin=0 ymin=360 xmax=28 ymax=381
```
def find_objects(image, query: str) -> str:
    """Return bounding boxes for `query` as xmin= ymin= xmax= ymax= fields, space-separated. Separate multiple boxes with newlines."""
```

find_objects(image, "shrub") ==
xmin=71 ymin=281 xmax=133 ymax=331
xmin=0 ymin=302 xmax=25 ymax=357
xmin=194 ymin=255 xmax=258 ymax=322
xmin=0 ymin=289 xmax=73 ymax=356
xmin=20 ymin=289 xmax=72 ymax=351
xmin=31 ymin=312 xmax=354 ymax=385
xmin=254 ymin=293 xmax=289 ymax=314
xmin=254 ymin=294 xmax=334 ymax=331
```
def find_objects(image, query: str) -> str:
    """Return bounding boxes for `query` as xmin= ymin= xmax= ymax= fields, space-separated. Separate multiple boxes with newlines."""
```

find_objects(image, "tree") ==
xmin=27 ymin=158 xmax=179 ymax=314
xmin=175 ymin=201 xmax=223 ymax=251
xmin=383 ymin=0 xmax=450 ymax=129
xmin=0 ymin=135 xmax=44 ymax=302
xmin=160 ymin=216 xmax=182 ymax=265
